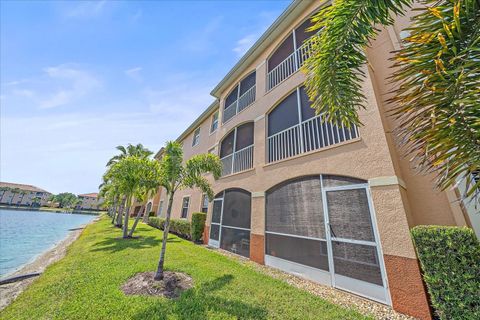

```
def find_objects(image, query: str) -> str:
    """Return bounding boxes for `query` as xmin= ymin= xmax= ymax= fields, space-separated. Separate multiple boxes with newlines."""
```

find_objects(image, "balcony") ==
xmin=221 ymin=144 xmax=254 ymax=176
xmin=267 ymin=113 xmax=359 ymax=163
xmin=266 ymin=36 xmax=317 ymax=92
xmin=223 ymin=85 xmax=256 ymax=124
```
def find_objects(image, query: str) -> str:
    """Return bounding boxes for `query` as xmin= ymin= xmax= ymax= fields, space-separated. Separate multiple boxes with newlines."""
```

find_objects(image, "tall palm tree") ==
xmin=105 ymin=156 xmax=161 ymax=238
xmin=105 ymin=143 xmax=153 ymax=227
xmin=303 ymin=0 xmax=479 ymax=201
xmin=106 ymin=143 xmax=153 ymax=167
xmin=154 ymin=141 xmax=221 ymax=281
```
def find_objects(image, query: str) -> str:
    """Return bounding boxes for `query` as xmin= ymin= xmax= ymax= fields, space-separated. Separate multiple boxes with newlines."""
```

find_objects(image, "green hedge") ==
xmin=148 ymin=217 xmax=190 ymax=240
xmin=191 ymin=212 xmax=207 ymax=242
xmin=411 ymin=226 xmax=480 ymax=320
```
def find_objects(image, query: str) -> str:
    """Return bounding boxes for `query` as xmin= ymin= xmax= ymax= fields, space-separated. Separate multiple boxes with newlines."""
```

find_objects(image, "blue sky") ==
xmin=0 ymin=0 xmax=290 ymax=194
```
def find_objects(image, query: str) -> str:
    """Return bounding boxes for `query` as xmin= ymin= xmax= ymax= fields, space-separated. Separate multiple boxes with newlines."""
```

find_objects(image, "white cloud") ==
xmin=125 ymin=67 xmax=143 ymax=82
xmin=64 ymin=0 xmax=107 ymax=18
xmin=39 ymin=65 xmax=101 ymax=109
xmin=233 ymin=33 xmax=260 ymax=56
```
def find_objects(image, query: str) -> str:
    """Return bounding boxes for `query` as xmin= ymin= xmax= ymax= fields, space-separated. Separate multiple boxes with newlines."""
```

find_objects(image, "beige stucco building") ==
xmin=151 ymin=1 xmax=479 ymax=319
xmin=0 ymin=182 xmax=51 ymax=207
xmin=76 ymin=193 xmax=103 ymax=211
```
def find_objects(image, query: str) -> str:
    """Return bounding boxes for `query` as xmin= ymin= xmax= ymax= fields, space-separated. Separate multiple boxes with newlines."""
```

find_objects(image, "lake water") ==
xmin=0 ymin=209 xmax=96 ymax=278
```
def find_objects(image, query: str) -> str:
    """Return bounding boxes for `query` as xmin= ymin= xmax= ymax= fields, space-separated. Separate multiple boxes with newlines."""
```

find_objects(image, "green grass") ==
xmin=0 ymin=217 xmax=369 ymax=320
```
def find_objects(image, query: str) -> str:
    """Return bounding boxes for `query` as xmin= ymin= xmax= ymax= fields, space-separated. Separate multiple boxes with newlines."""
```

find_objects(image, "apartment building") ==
xmin=0 ymin=182 xmax=51 ymax=207
xmin=76 ymin=193 xmax=103 ymax=211
xmin=152 ymin=1 xmax=478 ymax=319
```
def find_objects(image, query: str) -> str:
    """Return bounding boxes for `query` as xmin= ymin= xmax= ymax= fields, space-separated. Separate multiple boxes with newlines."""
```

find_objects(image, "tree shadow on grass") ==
xmin=132 ymin=274 xmax=268 ymax=320
xmin=91 ymin=235 xmax=179 ymax=253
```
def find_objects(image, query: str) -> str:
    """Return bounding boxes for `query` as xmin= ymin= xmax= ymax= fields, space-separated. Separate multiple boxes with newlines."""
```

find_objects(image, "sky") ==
xmin=0 ymin=0 xmax=291 ymax=195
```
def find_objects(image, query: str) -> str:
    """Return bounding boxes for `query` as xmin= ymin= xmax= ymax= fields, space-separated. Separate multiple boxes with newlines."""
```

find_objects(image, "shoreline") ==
xmin=0 ymin=217 xmax=99 ymax=310
xmin=0 ymin=205 xmax=104 ymax=215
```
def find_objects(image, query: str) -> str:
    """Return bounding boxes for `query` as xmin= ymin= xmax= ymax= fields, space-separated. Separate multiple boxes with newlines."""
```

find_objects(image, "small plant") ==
xmin=191 ymin=212 xmax=207 ymax=243
xmin=411 ymin=225 xmax=480 ymax=320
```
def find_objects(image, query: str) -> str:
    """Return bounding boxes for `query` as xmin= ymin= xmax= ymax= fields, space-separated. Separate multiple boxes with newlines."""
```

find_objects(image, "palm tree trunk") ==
xmin=128 ymin=203 xmax=145 ymax=237
xmin=111 ymin=197 xmax=118 ymax=224
xmin=122 ymin=197 xmax=131 ymax=238
xmin=116 ymin=197 xmax=125 ymax=227
xmin=154 ymin=192 xmax=174 ymax=281
xmin=0 ymin=191 xmax=6 ymax=203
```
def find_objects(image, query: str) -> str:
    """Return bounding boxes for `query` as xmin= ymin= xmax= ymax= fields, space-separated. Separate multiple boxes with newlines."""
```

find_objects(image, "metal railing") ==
xmin=266 ymin=37 xmax=317 ymax=91
xmin=222 ymin=85 xmax=256 ymax=124
xmin=221 ymin=144 xmax=254 ymax=176
xmin=267 ymin=114 xmax=359 ymax=163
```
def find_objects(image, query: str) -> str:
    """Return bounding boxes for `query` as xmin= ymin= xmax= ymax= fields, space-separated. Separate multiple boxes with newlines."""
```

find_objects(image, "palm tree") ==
xmin=105 ymin=143 xmax=153 ymax=227
xmin=128 ymin=178 xmax=161 ymax=238
xmin=303 ymin=0 xmax=479 ymax=201
xmin=0 ymin=187 xmax=10 ymax=203
xmin=105 ymin=156 xmax=161 ymax=238
xmin=31 ymin=196 xmax=41 ymax=207
xmin=154 ymin=141 xmax=221 ymax=281
xmin=106 ymin=143 xmax=153 ymax=167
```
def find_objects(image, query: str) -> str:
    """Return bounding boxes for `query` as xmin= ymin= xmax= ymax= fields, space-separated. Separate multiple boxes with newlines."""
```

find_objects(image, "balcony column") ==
xmin=253 ymin=113 xmax=266 ymax=166
xmin=250 ymin=192 xmax=265 ymax=265
xmin=256 ymin=60 xmax=267 ymax=94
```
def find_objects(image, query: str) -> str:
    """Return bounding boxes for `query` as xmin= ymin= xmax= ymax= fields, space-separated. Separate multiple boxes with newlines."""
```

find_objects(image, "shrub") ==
xmin=148 ymin=211 xmax=155 ymax=217
xmin=191 ymin=212 xmax=207 ymax=242
xmin=148 ymin=217 xmax=190 ymax=240
xmin=170 ymin=219 xmax=191 ymax=239
xmin=148 ymin=217 xmax=165 ymax=229
xmin=411 ymin=226 xmax=480 ymax=320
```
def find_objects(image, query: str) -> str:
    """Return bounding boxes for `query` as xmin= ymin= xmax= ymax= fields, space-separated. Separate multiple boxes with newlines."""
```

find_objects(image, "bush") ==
xmin=411 ymin=226 xmax=480 ymax=320
xmin=191 ymin=212 xmax=207 ymax=242
xmin=148 ymin=217 xmax=190 ymax=240
xmin=170 ymin=219 xmax=191 ymax=239
xmin=148 ymin=217 xmax=165 ymax=229
xmin=148 ymin=211 xmax=155 ymax=217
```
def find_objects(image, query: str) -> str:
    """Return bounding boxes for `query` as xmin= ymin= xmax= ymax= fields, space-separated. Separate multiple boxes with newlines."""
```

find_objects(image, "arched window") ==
xmin=219 ymin=122 xmax=254 ymax=176
xmin=209 ymin=188 xmax=251 ymax=258
xmin=267 ymin=16 xmax=316 ymax=90
xmin=223 ymin=71 xmax=256 ymax=123
xmin=267 ymin=87 xmax=359 ymax=163
xmin=265 ymin=175 xmax=389 ymax=304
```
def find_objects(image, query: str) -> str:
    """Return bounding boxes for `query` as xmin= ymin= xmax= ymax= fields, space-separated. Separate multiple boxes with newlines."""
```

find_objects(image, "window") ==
xmin=223 ymin=71 xmax=256 ymax=123
xmin=158 ymin=200 xmax=164 ymax=217
xmin=201 ymin=194 xmax=209 ymax=213
xmin=210 ymin=111 xmax=219 ymax=133
xmin=219 ymin=123 xmax=254 ymax=176
xmin=181 ymin=197 xmax=190 ymax=218
xmin=266 ymin=16 xmax=316 ymax=90
xmin=267 ymin=86 xmax=359 ymax=163
xmin=192 ymin=128 xmax=201 ymax=146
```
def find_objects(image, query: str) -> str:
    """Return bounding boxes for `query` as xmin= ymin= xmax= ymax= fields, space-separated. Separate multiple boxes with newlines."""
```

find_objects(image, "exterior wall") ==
xmin=149 ymin=2 xmax=474 ymax=318
xmin=77 ymin=195 xmax=102 ymax=210
xmin=0 ymin=189 xmax=50 ymax=207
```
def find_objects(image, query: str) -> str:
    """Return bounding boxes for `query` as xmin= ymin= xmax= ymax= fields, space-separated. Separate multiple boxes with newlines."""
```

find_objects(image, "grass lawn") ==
xmin=0 ymin=217 xmax=370 ymax=320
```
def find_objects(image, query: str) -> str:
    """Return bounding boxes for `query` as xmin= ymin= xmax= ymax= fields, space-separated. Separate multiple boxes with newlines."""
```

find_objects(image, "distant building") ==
xmin=76 ymin=193 xmax=103 ymax=210
xmin=0 ymin=182 xmax=51 ymax=207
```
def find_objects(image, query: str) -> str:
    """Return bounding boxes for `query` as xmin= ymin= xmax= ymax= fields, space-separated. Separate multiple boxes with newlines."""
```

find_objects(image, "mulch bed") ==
xmin=121 ymin=271 xmax=193 ymax=299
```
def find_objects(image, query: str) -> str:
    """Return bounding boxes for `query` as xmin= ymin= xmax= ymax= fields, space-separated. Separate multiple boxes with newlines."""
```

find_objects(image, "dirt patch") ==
xmin=121 ymin=271 xmax=193 ymax=299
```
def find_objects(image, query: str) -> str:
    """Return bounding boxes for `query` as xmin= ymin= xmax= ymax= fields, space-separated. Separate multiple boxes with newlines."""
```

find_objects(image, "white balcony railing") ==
xmin=267 ymin=114 xmax=359 ymax=163
xmin=221 ymin=144 xmax=254 ymax=176
xmin=266 ymin=37 xmax=318 ymax=91
xmin=222 ymin=85 xmax=256 ymax=124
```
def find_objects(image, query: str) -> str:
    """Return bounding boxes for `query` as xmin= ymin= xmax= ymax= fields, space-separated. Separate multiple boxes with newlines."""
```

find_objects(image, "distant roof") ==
xmin=78 ymin=193 xmax=98 ymax=198
xmin=0 ymin=181 xmax=51 ymax=193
